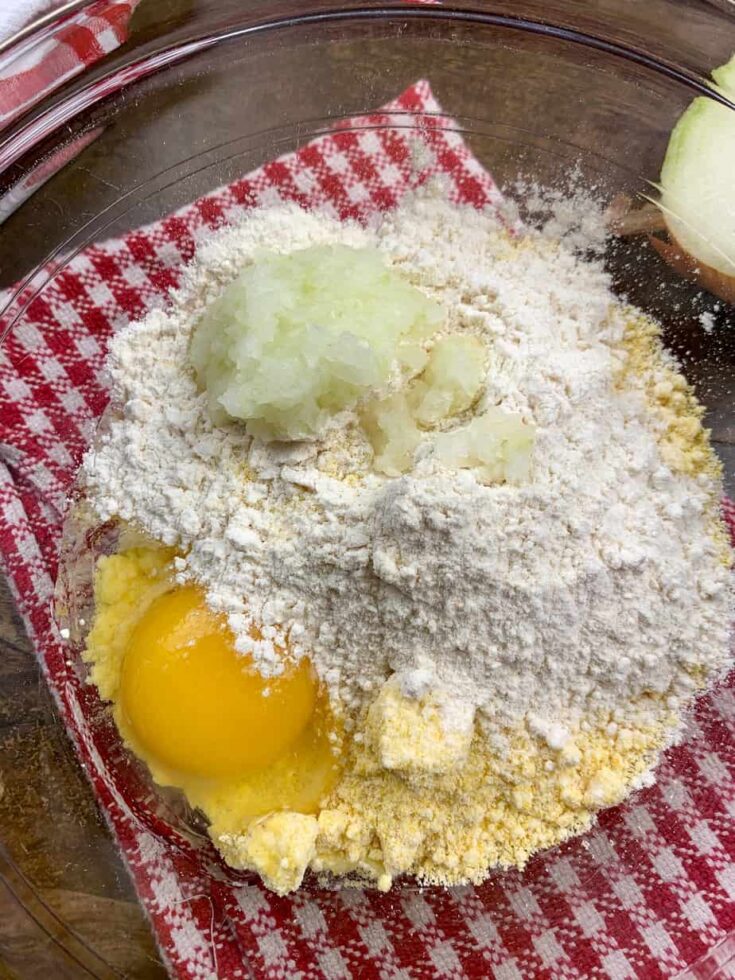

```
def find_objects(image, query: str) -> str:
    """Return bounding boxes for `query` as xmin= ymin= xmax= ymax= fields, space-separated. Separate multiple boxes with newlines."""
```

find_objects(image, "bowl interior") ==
xmin=2 ymin=5 xmax=735 ymax=976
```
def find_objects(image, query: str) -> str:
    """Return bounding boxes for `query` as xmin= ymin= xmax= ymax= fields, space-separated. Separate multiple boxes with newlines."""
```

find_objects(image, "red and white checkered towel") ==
xmin=0 ymin=0 xmax=137 ymax=127
xmin=0 ymin=1 xmax=137 ymax=220
xmin=2 ymin=78 xmax=735 ymax=980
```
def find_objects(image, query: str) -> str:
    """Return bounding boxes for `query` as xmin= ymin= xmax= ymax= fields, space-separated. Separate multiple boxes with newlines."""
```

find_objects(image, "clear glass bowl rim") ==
xmin=2 ymin=0 xmax=735 ymax=164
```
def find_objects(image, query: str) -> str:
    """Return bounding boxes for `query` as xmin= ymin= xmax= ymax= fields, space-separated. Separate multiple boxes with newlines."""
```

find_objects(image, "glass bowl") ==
xmin=1 ymin=2 xmax=734 ymax=976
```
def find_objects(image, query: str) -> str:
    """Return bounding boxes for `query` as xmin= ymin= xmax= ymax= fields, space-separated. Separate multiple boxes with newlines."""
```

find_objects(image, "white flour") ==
xmin=80 ymin=186 xmax=733 ymax=736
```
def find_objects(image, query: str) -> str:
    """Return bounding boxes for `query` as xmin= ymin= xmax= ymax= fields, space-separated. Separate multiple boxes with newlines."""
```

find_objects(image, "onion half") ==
xmin=657 ymin=53 xmax=735 ymax=305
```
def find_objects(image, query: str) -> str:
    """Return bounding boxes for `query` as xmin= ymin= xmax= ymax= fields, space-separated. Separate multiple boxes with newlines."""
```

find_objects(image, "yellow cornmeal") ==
xmin=618 ymin=309 xmax=721 ymax=482
xmin=86 ymin=544 xmax=676 ymax=895
xmin=82 ymin=308 xmax=728 ymax=896
xmin=313 ymin=709 xmax=672 ymax=890
xmin=617 ymin=309 xmax=731 ymax=567
xmin=84 ymin=545 xmax=176 ymax=702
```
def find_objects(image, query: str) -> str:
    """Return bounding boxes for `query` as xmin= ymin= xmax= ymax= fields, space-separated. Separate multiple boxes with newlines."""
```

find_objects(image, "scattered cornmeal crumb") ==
xmin=366 ymin=677 xmax=474 ymax=773
xmin=219 ymin=812 xmax=319 ymax=895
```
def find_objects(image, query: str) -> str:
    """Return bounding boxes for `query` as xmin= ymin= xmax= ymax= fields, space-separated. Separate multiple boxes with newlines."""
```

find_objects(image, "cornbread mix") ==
xmin=67 ymin=181 xmax=733 ymax=896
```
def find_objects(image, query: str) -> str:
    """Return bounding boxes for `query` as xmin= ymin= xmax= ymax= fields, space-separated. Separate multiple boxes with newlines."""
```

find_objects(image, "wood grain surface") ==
xmin=0 ymin=577 xmax=167 ymax=979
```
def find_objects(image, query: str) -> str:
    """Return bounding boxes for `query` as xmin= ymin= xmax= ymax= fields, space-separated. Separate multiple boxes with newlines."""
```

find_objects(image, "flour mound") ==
xmin=81 ymin=186 xmax=733 ymax=736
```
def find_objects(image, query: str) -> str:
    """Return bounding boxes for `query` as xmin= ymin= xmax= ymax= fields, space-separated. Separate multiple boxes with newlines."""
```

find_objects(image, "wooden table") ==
xmin=0 ymin=575 xmax=168 ymax=978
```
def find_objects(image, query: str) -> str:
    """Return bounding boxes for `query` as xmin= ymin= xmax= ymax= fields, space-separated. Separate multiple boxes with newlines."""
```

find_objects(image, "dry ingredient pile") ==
xmin=75 ymin=184 xmax=733 ymax=896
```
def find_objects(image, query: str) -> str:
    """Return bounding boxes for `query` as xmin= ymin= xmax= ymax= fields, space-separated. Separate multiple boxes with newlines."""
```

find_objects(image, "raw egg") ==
xmin=119 ymin=586 xmax=316 ymax=780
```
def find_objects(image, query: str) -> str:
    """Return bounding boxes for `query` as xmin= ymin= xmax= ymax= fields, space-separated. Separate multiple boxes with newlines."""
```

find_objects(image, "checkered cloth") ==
xmin=0 ymin=1 xmax=138 ymax=220
xmin=1 ymin=79 xmax=735 ymax=979
xmin=0 ymin=0 xmax=137 ymax=127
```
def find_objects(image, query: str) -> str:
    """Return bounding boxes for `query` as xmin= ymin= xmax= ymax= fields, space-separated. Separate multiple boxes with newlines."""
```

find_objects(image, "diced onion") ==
xmin=190 ymin=244 xmax=444 ymax=441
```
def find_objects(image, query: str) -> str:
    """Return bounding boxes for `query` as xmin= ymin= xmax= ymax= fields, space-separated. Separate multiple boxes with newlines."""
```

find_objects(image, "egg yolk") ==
xmin=119 ymin=586 xmax=316 ymax=780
